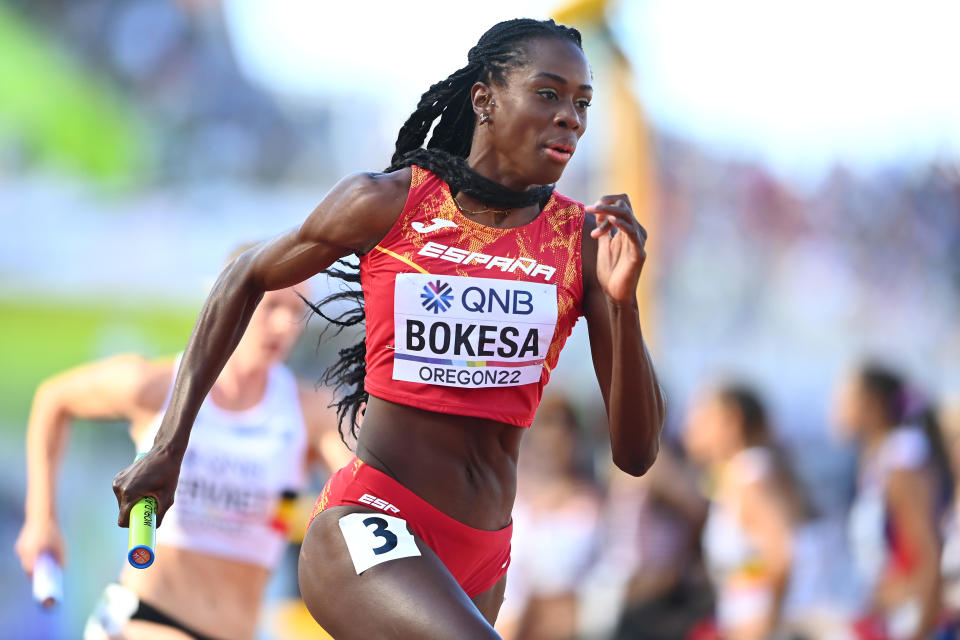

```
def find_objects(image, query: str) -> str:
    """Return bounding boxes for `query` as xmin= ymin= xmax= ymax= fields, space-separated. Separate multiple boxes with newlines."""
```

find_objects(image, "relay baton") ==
xmin=32 ymin=551 xmax=63 ymax=608
xmin=127 ymin=453 xmax=157 ymax=569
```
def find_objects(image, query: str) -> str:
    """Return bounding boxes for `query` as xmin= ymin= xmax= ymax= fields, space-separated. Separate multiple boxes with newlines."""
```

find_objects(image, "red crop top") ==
xmin=359 ymin=166 xmax=585 ymax=427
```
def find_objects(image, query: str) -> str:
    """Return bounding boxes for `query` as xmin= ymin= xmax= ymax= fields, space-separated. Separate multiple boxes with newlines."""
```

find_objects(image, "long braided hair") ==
xmin=306 ymin=18 xmax=583 ymax=442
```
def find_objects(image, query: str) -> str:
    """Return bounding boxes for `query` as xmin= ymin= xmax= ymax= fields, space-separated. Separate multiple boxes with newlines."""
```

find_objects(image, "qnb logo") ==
xmin=358 ymin=493 xmax=400 ymax=514
xmin=420 ymin=280 xmax=454 ymax=314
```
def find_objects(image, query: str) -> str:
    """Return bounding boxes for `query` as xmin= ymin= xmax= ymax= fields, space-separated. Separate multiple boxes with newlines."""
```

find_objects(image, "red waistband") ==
xmin=320 ymin=457 xmax=512 ymax=544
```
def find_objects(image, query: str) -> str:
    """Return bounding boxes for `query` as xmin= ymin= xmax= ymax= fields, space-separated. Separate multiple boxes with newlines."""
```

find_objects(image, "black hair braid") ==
xmin=298 ymin=258 xmax=367 ymax=434
xmin=389 ymin=62 xmax=482 ymax=168
xmin=312 ymin=19 xmax=582 ymax=443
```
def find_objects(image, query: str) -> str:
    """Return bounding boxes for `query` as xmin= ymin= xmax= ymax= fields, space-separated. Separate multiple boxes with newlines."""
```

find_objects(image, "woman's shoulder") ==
xmin=547 ymin=190 xmax=586 ymax=226
xmin=730 ymin=447 xmax=775 ymax=485
xmin=301 ymin=168 xmax=413 ymax=255
xmin=340 ymin=167 xmax=413 ymax=209
xmin=881 ymin=427 xmax=930 ymax=471
xmin=107 ymin=353 xmax=177 ymax=412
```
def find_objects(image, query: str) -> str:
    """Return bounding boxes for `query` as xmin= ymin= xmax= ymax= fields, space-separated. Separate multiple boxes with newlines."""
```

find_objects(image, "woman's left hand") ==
xmin=587 ymin=194 xmax=648 ymax=305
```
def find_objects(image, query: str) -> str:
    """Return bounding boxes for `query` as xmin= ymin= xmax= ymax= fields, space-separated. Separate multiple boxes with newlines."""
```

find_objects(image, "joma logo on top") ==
xmin=417 ymin=242 xmax=557 ymax=282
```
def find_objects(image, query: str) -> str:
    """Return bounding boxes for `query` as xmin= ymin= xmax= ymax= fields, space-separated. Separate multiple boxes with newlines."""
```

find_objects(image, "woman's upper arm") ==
xmin=244 ymin=169 xmax=411 ymax=292
xmin=886 ymin=468 xmax=939 ymax=558
xmin=739 ymin=478 xmax=793 ymax=570
xmin=297 ymin=384 xmax=355 ymax=472
xmin=298 ymin=385 xmax=335 ymax=455
xmin=36 ymin=355 xmax=174 ymax=423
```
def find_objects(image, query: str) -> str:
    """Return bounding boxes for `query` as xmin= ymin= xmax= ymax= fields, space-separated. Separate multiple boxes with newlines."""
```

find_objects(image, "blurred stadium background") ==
xmin=1 ymin=0 xmax=958 ymax=638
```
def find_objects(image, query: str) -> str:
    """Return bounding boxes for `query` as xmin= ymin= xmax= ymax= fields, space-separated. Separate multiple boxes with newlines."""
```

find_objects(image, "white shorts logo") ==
xmin=358 ymin=493 xmax=400 ymax=514
xmin=392 ymin=273 xmax=558 ymax=388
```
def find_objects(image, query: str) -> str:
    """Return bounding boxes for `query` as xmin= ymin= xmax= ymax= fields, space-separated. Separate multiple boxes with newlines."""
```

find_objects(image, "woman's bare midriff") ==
xmin=357 ymin=396 xmax=525 ymax=531
xmin=120 ymin=545 xmax=271 ymax=640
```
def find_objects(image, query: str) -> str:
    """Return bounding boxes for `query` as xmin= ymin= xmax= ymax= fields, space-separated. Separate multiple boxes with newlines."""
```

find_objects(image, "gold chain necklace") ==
xmin=453 ymin=194 xmax=510 ymax=217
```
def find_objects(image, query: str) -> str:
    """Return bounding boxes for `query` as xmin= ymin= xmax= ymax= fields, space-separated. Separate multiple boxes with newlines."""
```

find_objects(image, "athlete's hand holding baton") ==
xmin=113 ymin=447 xmax=181 ymax=546
xmin=15 ymin=510 xmax=66 ymax=607
xmin=125 ymin=453 xmax=159 ymax=568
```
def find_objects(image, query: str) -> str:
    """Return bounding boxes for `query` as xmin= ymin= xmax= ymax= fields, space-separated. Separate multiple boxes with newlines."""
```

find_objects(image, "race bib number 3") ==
xmin=338 ymin=513 xmax=420 ymax=575
xmin=393 ymin=273 xmax=558 ymax=388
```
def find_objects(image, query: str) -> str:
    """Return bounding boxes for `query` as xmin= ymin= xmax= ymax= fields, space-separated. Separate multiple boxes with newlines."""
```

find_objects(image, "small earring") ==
xmin=479 ymin=113 xmax=491 ymax=125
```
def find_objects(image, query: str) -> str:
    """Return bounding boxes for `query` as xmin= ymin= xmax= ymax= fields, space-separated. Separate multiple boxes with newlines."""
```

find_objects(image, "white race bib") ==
xmin=392 ymin=273 xmax=558 ymax=388
xmin=338 ymin=513 xmax=420 ymax=575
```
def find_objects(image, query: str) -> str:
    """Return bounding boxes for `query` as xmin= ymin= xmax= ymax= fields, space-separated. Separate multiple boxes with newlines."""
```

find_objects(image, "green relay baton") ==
xmin=127 ymin=453 xmax=157 ymax=569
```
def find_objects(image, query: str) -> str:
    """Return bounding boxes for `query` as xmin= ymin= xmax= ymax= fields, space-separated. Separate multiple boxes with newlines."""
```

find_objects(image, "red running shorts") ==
xmin=310 ymin=457 xmax=512 ymax=597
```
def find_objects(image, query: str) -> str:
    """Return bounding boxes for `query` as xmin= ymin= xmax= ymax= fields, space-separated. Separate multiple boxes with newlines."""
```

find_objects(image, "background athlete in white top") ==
xmin=15 ymin=278 xmax=346 ymax=640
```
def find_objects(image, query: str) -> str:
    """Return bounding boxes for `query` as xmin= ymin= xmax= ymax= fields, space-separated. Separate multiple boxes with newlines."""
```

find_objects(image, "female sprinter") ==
xmin=938 ymin=398 xmax=960 ymax=634
xmin=15 ymin=277 xmax=341 ymax=640
xmin=112 ymin=18 xmax=665 ymax=640
xmin=684 ymin=384 xmax=832 ymax=640
xmin=835 ymin=363 xmax=951 ymax=640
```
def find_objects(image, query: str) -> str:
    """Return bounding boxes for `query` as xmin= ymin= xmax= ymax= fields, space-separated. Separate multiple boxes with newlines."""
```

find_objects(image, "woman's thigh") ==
xmin=472 ymin=575 xmax=507 ymax=626
xmin=299 ymin=506 xmax=501 ymax=640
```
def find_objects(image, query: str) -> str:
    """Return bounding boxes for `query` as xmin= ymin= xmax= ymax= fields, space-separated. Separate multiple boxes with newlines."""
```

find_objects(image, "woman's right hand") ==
xmin=15 ymin=517 xmax=65 ymax=576
xmin=112 ymin=447 xmax=183 ymax=528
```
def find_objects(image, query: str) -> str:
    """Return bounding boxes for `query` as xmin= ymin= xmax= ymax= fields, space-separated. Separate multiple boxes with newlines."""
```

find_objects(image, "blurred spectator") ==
xmin=657 ymin=139 xmax=960 ymax=426
xmin=935 ymin=397 xmax=960 ymax=635
xmin=684 ymin=383 xmax=844 ymax=639
xmin=834 ymin=363 xmax=952 ymax=639
xmin=586 ymin=440 xmax=712 ymax=640
xmin=498 ymin=397 xmax=602 ymax=640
